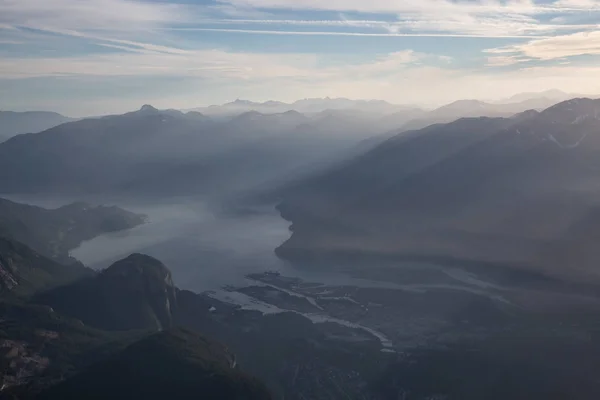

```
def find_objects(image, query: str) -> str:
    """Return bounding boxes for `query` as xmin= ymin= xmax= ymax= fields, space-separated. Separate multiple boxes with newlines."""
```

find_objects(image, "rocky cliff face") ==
xmin=36 ymin=254 xmax=177 ymax=331
xmin=97 ymin=254 xmax=178 ymax=330
xmin=0 ymin=237 xmax=92 ymax=295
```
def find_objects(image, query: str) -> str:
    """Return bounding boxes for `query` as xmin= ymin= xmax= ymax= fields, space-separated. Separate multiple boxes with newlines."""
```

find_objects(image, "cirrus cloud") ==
xmin=486 ymin=30 xmax=600 ymax=62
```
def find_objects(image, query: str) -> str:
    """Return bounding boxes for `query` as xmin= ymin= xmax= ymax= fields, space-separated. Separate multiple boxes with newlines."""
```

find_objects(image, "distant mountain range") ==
xmin=188 ymin=97 xmax=422 ymax=117
xmin=188 ymin=90 xmax=596 ymax=121
xmin=0 ymin=105 xmax=399 ymax=197
xmin=277 ymin=98 xmax=600 ymax=283
xmin=502 ymin=89 xmax=593 ymax=104
xmin=400 ymin=97 xmax=569 ymax=131
xmin=186 ymin=91 xmax=597 ymax=136
xmin=1 ymin=92 xmax=588 ymax=199
xmin=0 ymin=111 xmax=74 ymax=143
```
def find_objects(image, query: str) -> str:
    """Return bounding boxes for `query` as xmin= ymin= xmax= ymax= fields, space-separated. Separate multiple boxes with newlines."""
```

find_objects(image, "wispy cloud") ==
xmin=166 ymin=18 xmax=594 ymax=38
xmin=0 ymin=49 xmax=319 ymax=79
xmin=4 ymin=0 xmax=596 ymax=41
xmin=24 ymin=25 xmax=193 ymax=55
xmin=217 ymin=0 xmax=600 ymax=14
xmin=0 ymin=49 xmax=436 ymax=81
xmin=486 ymin=30 xmax=600 ymax=60
xmin=0 ymin=0 xmax=200 ymax=58
xmin=167 ymin=27 xmax=542 ymax=38
xmin=0 ymin=0 xmax=193 ymax=31
xmin=210 ymin=0 xmax=600 ymax=38
xmin=485 ymin=55 xmax=530 ymax=67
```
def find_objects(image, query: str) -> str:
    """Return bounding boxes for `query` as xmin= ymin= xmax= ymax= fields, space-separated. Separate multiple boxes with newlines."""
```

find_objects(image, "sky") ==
xmin=0 ymin=0 xmax=600 ymax=116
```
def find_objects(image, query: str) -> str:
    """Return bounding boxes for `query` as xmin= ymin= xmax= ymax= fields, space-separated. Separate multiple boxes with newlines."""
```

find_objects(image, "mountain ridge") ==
xmin=0 ymin=104 xmax=395 ymax=197
xmin=276 ymin=98 xmax=600 ymax=282
xmin=0 ymin=111 xmax=74 ymax=143
xmin=36 ymin=254 xmax=178 ymax=331
xmin=0 ymin=197 xmax=145 ymax=263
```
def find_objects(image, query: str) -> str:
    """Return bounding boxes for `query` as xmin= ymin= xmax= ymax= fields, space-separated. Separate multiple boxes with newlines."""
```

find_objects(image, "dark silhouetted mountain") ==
xmin=0 ymin=237 xmax=92 ymax=296
xmin=0 ymin=111 xmax=74 ymax=143
xmin=0 ymin=105 xmax=230 ymax=194
xmin=510 ymin=108 xmax=540 ymax=123
xmin=37 ymin=254 xmax=177 ymax=331
xmin=0 ymin=300 xmax=142 ymax=395
xmin=277 ymin=98 xmax=600 ymax=282
xmin=138 ymin=104 xmax=160 ymax=114
xmin=0 ymin=198 xmax=145 ymax=263
xmin=0 ymin=105 xmax=395 ymax=197
xmin=24 ymin=252 xmax=390 ymax=399
xmin=36 ymin=328 xmax=272 ymax=400
xmin=8 ymin=248 xmax=599 ymax=400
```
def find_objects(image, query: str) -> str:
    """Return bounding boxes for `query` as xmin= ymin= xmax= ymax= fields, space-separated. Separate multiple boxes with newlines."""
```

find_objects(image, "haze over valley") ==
xmin=3 ymin=0 xmax=600 ymax=397
xmin=4 ymin=90 xmax=600 ymax=399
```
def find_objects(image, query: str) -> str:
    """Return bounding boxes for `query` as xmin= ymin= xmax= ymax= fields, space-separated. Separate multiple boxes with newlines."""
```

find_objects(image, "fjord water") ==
xmin=4 ymin=194 xmax=503 ymax=294
xmin=1 ymin=194 xmax=291 ymax=290
xmin=69 ymin=199 xmax=301 ymax=291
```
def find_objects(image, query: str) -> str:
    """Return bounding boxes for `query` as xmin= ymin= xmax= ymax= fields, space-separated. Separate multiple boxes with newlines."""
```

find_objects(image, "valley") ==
xmin=3 ymin=95 xmax=600 ymax=399
xmin=4 ymin=0 xmax=600 ymax=394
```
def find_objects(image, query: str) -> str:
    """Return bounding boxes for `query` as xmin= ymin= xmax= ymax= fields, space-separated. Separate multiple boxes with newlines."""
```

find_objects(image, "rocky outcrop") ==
xmin=36 ymin=328 xmax=272 ymax=400
xmin=0 ymin=237 xmax=92 ymax=295
xmin=97 ymin=254 xmax=178 ymax=330
xmin=36 ymin=254 xmax=177 ymax=331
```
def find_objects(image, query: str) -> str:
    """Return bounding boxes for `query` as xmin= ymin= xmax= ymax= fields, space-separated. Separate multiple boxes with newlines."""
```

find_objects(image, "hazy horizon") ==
xmin=2 ymin=89 xmax=597 ymax=118
xmin=2 ymin=0 xmax=600 ymax=116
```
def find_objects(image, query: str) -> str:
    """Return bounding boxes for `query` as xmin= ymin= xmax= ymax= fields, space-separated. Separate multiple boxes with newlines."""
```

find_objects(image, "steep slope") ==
xmin=0 ymin=197 xmax=145 ymax=263
xmin=0 ymin=111 xmax=73 ymax=143
xmin=402 ymin=97 xmax=560 ymax=131
xmin=0 ymin=106 xmax=215 ymax=194
xmin=0 ymin=105 xmax=392 ymax=197
xmin=0 ymin=238 xmax=91 ymax=296
xmin=36 ymin=328 xmax=272 ymax=400
xmin=37 ymin=254 xmax=177 ymax=331
xmin=278 ymin=98 xmax=600 ymax=282
xmin=25 ymin=252 xmax=390 ymax=399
